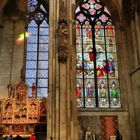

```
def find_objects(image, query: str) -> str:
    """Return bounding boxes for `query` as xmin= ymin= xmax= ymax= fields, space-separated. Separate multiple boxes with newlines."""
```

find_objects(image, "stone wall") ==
xmin=0 ymin=19 xmax=24 ymax=98
xmin=122 ymin=0 xmax=140 ymax=139
xmin=78 ymin=111 xmax=131 ymax=140
xmin=130 ymin=69 xmax=140 ymax=140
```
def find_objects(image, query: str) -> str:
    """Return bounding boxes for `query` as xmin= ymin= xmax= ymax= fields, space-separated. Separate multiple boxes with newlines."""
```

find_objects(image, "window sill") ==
xmin=78 ymin=107 xmax=128 ymax=112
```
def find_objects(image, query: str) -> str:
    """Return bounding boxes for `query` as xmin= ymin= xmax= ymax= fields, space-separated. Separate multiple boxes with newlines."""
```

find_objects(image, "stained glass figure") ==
xmin=76 ymin=0 xmax=121 ymax=108
xmin=26 ymin=1 xmax=49 ymax=98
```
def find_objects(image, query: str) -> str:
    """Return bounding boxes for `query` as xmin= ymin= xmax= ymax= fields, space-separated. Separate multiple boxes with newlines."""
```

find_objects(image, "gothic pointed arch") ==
xmin=75 ymin=0 xmax=121 ymax=108
xmin=25 ymin=0 xmax=49 ymax=98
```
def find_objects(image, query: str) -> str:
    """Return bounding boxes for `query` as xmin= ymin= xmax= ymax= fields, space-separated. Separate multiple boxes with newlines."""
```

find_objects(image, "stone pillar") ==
xmin=117 ymin=21 xmax=136 ymax=140
xmin=130 ymin=10 xmax=139 ymax=69
xmin=135 ymin=1 xmax=140 ymax=64
xmin=125 ymin=2 xmax=139 ymax=68
xmin=47 ymin=0 xmax=59 ymax=139
xmin=0 ymin=10 xmax=4 ymax=53
xmin=47 ymin=0 xmax=78 ymax=140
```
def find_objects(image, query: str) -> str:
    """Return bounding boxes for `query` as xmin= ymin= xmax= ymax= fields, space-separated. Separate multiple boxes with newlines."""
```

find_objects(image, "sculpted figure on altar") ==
xmin=15 ymin=67 xmax=28 ymax=101
xmin=31 ymin=83 xmax=37 ymax=98
xmin=16 ymin=81 xmax=28 ymax=101
xmin=7 ymin=83 xmax=15 ymax=98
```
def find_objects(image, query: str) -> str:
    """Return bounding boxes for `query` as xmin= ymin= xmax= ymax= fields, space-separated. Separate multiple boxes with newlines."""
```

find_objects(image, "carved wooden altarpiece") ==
xmin=1 ymin=79 xmax=47 ymax=135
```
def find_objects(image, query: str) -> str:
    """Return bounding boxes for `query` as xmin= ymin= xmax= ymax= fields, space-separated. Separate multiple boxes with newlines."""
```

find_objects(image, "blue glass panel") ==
xmin=26 ymin=70 xmax=36 ymax=78
xmin=39 ymin=52 xmax=48 ymax=60
xmin=26 ymin=78 xmax=36 ymax=87
xmin=39 ymin=44 xmax=48 ymax=51
xmin=27 ymin=44 xmax=37 ymax=51
xmin=39 ymin=28 xmax=49 ymax=35
xmin=39 ymin=35 xmax=49 ymax=43
xmin=39 ymin=27 xmax=49 ymax=35
xmin=27 ymin=35 xmax=38 ymax=43
xmin=28 ymin=27 xmax=38 ymax=35
xmin=27 ymin=1 xmax=49 ymax=99
xmin=26 ymin=52 xmax=37 ymax=60
xmin=38 ymin=70 xmax=48 ymax=78
xmin=28 ymin=88 xmax=32 ymax=97
xmin=26 ymin=61 xmax=37 ymax=69
xmin=37 ymin=88 xmax=48 ymax=98
xmin=40 ymin=20 xmax=49 ymax=28
xmin=28 ymin=20 xmax=38 ymax=28
xmin=38 ymin=79 xmax=48 ymax=87
xmin=38 ymin=61 xmax=48 ymax=69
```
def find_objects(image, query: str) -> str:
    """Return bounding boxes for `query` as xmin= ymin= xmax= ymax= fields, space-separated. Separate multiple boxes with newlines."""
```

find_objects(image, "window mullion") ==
xmin=36 ymin=24 xmax=40 ymax=96
xmin=91 ymin=25 xmax=98 ymax=108
xmin=24 ymin=26 xmax=28 ymax=73
xmin=81 ymin=26 xmax=86 ymax=108
xmin=103 ymin=26 xmax=111 ymax=107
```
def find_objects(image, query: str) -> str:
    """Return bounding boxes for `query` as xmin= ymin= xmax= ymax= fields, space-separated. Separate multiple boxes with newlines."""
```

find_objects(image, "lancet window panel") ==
xmin=76 ymin=0 xmax=121 ymax=108
xmin=25 ymin=0 xmax=49 ymax=98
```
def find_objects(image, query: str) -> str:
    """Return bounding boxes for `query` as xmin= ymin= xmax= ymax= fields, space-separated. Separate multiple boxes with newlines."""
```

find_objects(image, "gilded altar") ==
xmin=0 ymin=80 xmax=47 ymax=135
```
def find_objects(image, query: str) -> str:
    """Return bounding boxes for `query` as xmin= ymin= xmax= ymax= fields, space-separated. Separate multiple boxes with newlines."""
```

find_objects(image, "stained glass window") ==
xmin=76 ymin=0 xmax=121 ymax=108
xmin=25 ymin=0 xmax=49 ymax=98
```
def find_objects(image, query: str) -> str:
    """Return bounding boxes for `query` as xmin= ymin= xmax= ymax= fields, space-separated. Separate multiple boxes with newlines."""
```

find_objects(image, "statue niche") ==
xmin=57 ymin=17 xmax=69 ymax=63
